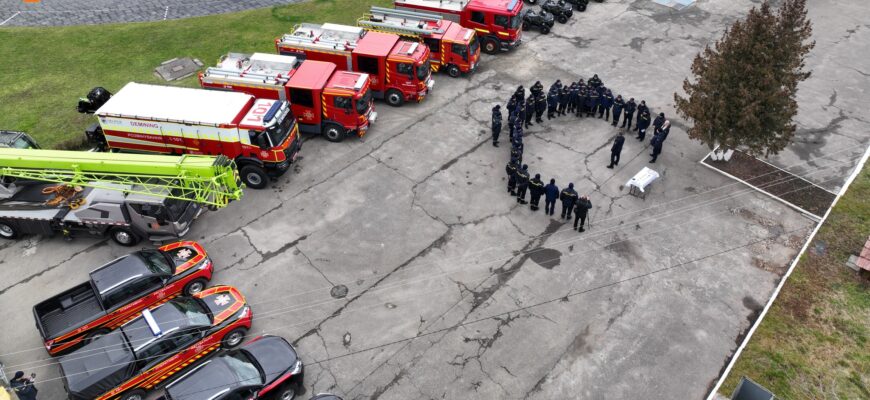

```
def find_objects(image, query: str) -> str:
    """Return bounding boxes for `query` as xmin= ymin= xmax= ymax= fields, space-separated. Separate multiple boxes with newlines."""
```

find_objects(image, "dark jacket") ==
xmin=651 ymin=133 xmax=664 ymax=148
xmin=659 ymin=125 xmax=671 ymax=141
xmin=506 ymin=161 xmax=518 ymax=179
xmin=611 ymin=135 xmax=625 ymax=153
xmin=558 ymin=88 xmax=569 ymax=105
xmin=653 ymin=115 xmax=665 ymax=131
xmin=574 ymin=198 xmax=592 ymax=216
xmin=544 ymin=183 xmax=560 ymax=201
xmin=637 ymin=111 xmax=651 ymax=130
xmin=529 ymin=178 xmax=544 ymax=197
xmin=560 ymin=187 xmax=578 ymax=206
xmin=601 ymin=93 xmax=614 ymax=108
xmin=624 ymin=100 xmax=637 ymax=115
xmin=525 ymin=96 xmax=535 ymax=113
xmin=547 ymin=90 xmax=558 ymax=107
xmin=11 ymin=378 xmax=38 ymax=400
xmin=535 ymin=94 xmax=547 ymax=112
xmin=516 ymin=168 xmax=530 ymax=188
xmin=492 ymin=107 xmax=502 ymax=128
xmin=612 ymin=97 xmax=625 ymax=115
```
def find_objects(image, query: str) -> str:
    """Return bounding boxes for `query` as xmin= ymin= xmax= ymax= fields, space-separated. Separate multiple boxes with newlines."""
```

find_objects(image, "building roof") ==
xmin=355 ymin=31 xmax=400 ymax=57
xmin=96 ymin=83 xmax=253 ymax=126
xmin=287 ymin=60 xmax=336 ymax=90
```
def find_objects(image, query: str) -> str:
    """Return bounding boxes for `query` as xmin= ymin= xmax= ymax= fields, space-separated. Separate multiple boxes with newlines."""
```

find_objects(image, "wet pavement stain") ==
xmin=529 ymin=247 xmax=562 ymax=270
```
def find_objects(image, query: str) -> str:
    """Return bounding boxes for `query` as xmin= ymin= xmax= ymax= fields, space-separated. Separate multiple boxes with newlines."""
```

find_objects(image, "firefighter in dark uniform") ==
xmin=547 ymin=87 xmax=558 ymax=119
xmin=636 ymin=108 xmax=651 ymax=141
xmin=529 ymin=173 xmax=544 ymax=211
xmin=636 ymin=100 xmax=648 ymax=130
xmin=587 ymin=88 xmax=600 ymax=117
xmin=544 ymin=179 xmax=559 ymax=216
xmin=516 ymin=98 xmax=526 ymax=133
xmin=524 ymin=95 xmax=535 ymax=128
xmin=582 ymin=89 xmax=594 ymax=117
xmin=559 ymin=183 xmax=578 ymax=220
xmin=611 ymin=94 xmax=625 ymax=127
xmin=600 ymin=89 xmax=614 ymax=121
xmin=588 ymin=74 xmax=602 ymax=89
xmin=557 ymin=86 xmax=569 ymax=115
xmin=573 ymin=195 xmax=592 ymax=232
xmin=567 ymin=82 xmax=579 ymax=114
xmin=506 ymin=158 xmax=519 ymax=195
xmin=549 ymin=79 xmax=562 ymax=95
xmin=531 ymin=81 xmax=544 ymax=97
xmin=652 ymin=112 xmax=666 ymax=136
xmin=621 ymin=98 xmax=637 ymax=130
xmin=515 ymin=164 xmax=530 ymax=204
xmin=491 ymin=104 xmax=502 ymax=147
xmin=534 ymin=92 xmax=546 ymax=123
xmin=607 ymin=132 xmax=625 ymax=169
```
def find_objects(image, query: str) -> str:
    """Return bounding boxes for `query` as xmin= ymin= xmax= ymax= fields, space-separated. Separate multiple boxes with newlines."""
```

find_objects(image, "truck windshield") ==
xmin=265 ymin=113 xmax=294 ymax=148
xmin=139 ymin=250 xmax=173 ymax=275
xmin=510 ymin=15 xmax=521 ymax=30
xmin=469 ymin=35 xmax=480 ymax=57
xmin=416 ymin=60 xmax=431 ymax=81
xmin=356 ymin=89 xmax=373 ymax=115
xmin=163 ymin=196 xmax=191 ymax=222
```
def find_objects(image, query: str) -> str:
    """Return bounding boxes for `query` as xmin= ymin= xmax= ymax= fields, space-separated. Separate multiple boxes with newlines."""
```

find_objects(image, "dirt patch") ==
xmin=529 ymin=248 xmax=562 ymax=270
xmin=703 ymin=150 xmax=836 ymax=217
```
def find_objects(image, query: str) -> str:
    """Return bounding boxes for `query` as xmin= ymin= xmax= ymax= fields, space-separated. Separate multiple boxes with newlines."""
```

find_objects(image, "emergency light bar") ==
xmin=142 ymin=309 xmax=162 ymax=336
xmin=263 ymin=101 xmax=282 ymax=123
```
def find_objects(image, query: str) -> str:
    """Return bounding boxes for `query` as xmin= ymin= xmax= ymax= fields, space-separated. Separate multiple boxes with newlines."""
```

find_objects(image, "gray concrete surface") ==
xmin=1 ymin=1 xmax=868 ymax=399
xmin=0 ymin=0 xmax=300 ymax=26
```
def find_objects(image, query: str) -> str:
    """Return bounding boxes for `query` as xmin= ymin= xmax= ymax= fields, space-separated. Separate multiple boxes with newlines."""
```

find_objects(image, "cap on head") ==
xmin=659 ymin=112 xmax=665 ymax=117
xmin=630 ymin=97 xmax=635 ymax=101
xmin=550 ymin=178 xmax=555 ymax=184
xmin=522 ymin=164 xmax=528 ymax=169
xmin=14 ymin=371 xmax=24 ymax=380
xmin=535 ymin=173 xmax=541 ymax=179
xmin=569 ymin=183 xmax=574 ymax=188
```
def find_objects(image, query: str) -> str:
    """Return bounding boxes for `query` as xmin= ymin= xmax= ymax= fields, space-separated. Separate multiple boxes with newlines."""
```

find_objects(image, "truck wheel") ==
xmin=110 ymin=227 xmax=140 ymax=246
xmin=240 ymin=165 xmax=268 ymax=189
xmin=578 ymin=3 xmax=587 ymax=11
xmin=184 ymin=278 xmax=208 ymax=296
xmin=385 ymin=89 xmax=405 ymax=107
xmin=119 ymin=389 xmax=146 ymax=400
xmin=446 ymin=65 xmax=461 ymax=78
xmin=277 ymin=383 xmax=298 ymax=400
xmin=323 ymin=123 xmax=346 ymax=142
xmin=557 ymin=14 xmax=568 ymax=24
xmin=84 ymin=328 xmax=111 ymax=345
xmin=222 ymin=327 xmax=247 ymax=348
xmin=541 ymin=26 xmax=551 ymax=34
xmin=482 ymin=38 xmax=499 ymax=54
xmin=0 ymin=220 xmax=18 ymax=240
xmin=522 ymin=22 xmax=530 ymax=31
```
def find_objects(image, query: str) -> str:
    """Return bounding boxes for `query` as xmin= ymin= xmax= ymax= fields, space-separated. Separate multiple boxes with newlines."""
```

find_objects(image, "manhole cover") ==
xmin=154 ymin=57 xmax=203 ymax=81
xmin=330 ymin=284 xmax=348 ymax=299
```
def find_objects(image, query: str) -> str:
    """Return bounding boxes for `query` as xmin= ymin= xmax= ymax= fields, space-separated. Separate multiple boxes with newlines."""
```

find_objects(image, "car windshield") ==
xmin=224 ymin=351 xmax=264 ymax=387
xmin=139 ymin=250 xmax=173 ymax=275
xmin=469 ymin=35 xmax=480 ymax=56
xmin=510 ymin=14 xmax=521 ymax=29
xmin=416 ymin=60 xmax=431 ymax=81
xmin=162 ymin=194 xmax=191 ymax=221
xmin=355 ymin=89 xmax=372 ymax=115
xmin=169 ymin=297 xmax=212 ymax=326
xmin=265 ymin=111 xmax=294 ymax=148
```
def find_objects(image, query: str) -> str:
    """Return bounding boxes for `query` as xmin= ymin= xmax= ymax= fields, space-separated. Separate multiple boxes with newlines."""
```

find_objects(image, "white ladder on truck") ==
xmin=279 ymin=23 xmax=365 ymax=52
xmin=360 ymin=6 xmax=447 ymax=37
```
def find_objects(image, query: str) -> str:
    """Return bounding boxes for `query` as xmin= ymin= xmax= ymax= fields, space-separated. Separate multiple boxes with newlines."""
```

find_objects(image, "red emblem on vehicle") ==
xmin=260 ymin=151 xmax=269 ymax=158
xmin=303 ymin=110 xmax=315 ymax=120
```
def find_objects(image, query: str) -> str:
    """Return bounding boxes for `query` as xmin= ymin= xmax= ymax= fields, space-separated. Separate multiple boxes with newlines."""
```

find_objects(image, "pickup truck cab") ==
xmin=33 ymin=241 xmax=213 ymax=356
xmin=59 ymin=285 xmax=252 ymax=400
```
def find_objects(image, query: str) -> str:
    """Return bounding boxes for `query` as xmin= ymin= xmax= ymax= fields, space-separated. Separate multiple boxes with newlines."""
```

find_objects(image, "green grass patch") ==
xmin=0 ymin=0 xmax=391 ymax=149
xmin=720 ymin=166 xmax=870 ymax=399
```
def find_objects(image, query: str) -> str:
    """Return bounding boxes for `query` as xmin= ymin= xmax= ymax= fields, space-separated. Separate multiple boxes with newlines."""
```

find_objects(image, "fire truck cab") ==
xmin=359 ymin=7 xmax=481 ymax=78
xmin=394 ymin=0 xmax=524 ymax=54
xmin=277 ymin=23 xmax=434 ymax=107
xmin=200 ymin=53 xmax=376 ymax=142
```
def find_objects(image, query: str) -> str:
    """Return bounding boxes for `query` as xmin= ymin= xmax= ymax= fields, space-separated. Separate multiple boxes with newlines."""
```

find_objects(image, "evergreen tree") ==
xmin=674 ymin=0 xmax=815 ymax=157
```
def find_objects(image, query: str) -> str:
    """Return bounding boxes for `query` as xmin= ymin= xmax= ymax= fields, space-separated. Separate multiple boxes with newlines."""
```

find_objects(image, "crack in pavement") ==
xmin=0 ymin=240 xmax=107 ymax=296
xmin=297 ymin=247 xmax=334 ymax=286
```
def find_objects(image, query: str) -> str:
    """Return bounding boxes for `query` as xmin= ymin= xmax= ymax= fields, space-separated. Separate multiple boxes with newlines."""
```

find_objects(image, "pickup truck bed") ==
xmin=34 ymin=283 xmax=103 ymax=339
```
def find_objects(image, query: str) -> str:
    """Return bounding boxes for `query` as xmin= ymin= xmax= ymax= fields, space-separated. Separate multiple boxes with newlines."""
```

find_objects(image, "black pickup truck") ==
xmin=32 ymin=241 xmax=213 ymax=356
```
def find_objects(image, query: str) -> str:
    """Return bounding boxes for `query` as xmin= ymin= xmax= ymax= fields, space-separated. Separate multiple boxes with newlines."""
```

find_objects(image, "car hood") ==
xmin=244 ymin=336 xmax=299 ymax=383
xmin=60 ymin=331 xmax=135 ymax=399
xmin=195 ymin=285 xmax=246 ymax=325
xmin=164 ymin=358 xmax=240 ymax=400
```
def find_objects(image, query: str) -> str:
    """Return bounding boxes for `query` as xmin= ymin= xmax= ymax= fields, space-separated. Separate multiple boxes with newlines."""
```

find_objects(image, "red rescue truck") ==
xmin=92 ymin=83 xmax=300 ymax=189
xmin=200 ymin=53 xmax=377 ymax=142
xmin=358 ymin=7 xmax=481 ymax=78
xmin=394 ymin=0 xmax=523 ymax=54
xmin=276 ymin=23 xmax=434 ymax=107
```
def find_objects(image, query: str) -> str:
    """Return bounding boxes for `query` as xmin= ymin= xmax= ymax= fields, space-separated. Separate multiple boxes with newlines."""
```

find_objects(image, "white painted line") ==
xmin=164 ymin=6 xmax=169 ymax=20
xmin=0 ymin=11 xmax=21 ymax=26
xmin=704 ymin=144 xmax=870 ymax=400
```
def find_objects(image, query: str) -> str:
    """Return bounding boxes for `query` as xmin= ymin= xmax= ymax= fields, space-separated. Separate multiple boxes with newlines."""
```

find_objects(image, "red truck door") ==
xmin=354 ymin=55 xmax=386 ymax=93
xmin=287 ymin=87 xmax=322 ymax=130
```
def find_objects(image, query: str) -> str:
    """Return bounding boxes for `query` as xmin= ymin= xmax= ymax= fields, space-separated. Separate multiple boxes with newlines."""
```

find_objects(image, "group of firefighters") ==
xmin=490 ymin=74 xmax=675 ymax=232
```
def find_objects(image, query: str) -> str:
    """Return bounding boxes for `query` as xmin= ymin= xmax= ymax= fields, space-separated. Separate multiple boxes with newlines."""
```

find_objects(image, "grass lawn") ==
xmin=0 ymin=0 xmax=391 ymax=149
xmin=719 ymin=163 xmax=870 ymax=399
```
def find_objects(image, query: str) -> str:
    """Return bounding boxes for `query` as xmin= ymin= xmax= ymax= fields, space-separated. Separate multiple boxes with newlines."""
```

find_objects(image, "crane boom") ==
xmin=0 ymin=149 xmax=243 ymax=208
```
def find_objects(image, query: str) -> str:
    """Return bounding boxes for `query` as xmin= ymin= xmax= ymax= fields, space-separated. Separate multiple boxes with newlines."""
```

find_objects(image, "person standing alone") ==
xmin=491 ymin=104 xmax=502 ymax=147
xmin=607 ymin=132 xmax=625 ymax=169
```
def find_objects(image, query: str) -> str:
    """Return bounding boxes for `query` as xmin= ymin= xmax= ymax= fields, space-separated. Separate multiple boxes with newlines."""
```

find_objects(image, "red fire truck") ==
xmin=276 ymin=23 xmax=434 ymax=107
xmin=394 ymin=0 xmax=524 ymax=54
xmin=200 ymin=53 xmax=377 ymax=142
xmin=358 ymin=7 xmax=481 ymax=78
xmin=91 ymin=83 xmax=301 ymax=189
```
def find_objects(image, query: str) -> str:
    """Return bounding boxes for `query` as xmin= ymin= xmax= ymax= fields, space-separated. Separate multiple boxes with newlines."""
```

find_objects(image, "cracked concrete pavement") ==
xmin=1 ymin=0 xmax=868 ymax=399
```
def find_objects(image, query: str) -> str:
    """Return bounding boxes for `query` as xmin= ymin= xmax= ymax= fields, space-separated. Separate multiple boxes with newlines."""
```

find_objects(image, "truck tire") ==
xmin=119 ymin=389 xmax=147 ymax=400
xmin=184 ymin=278 xmax=208 ymax=296
xmin=276 ymin=383 xmax=298 ymax=400
xmin=522 ymin=22 xmax=530 ymax=31
xmin=557 ymin=14 xmax=568 ymax=24
xmin=323 ymin=123 xmax=346 ymax=142
xmin=110 ymin=227 xmax=140 ymax=246
xmin=0 ymin=220 xmax=18 ymax=240
xmin=240 ymin=165 xmax=269 ymax=189
xmin=446 ymin=65 xmax=461 ymax=78
xmin=541 ymin=26 xmax=551 ymax=34
xmin=222 ymin=327 xmax=247 ymax=348
xmin=578 ymin=4 xmax=587 ymax=11
xmin=482 ymin=38 xmax=499 ymax=54
xmin=385 ymin=89 xmax=405 ymax=107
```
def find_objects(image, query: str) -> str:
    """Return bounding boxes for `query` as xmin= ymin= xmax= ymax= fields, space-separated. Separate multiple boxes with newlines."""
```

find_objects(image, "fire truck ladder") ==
xmin=0 ymin=149 xmax=243 ymax=208
xmin=202 ymin=53 xmax=297 ymax=87
xmin=280 ymin=23 xmax=365 ymax=53
xmin=358 ymin=7 xmax=447 ymax=38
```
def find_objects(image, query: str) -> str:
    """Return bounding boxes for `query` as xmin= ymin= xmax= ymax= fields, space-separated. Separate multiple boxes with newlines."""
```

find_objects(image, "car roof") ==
xmin=90 ymin=251 xmax=163 ymax=295
xmin=122 ymin=297 xmax=212 ymax=354
xmin=243 ymin=336 xmax=297 ymax=383
xmin=165 ymin=355 xmax=247 ymax=400
xmin=60 ymin=331 xmax=135 ymax=398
